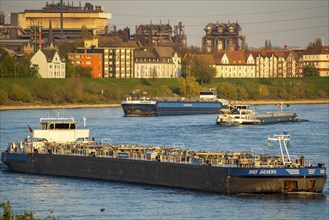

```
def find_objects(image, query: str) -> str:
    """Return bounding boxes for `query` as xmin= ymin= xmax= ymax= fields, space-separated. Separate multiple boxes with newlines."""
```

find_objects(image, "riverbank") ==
xmin=0 ymin=99 xmax=328 ymax=111
xmin=240 ymin=99 xmax=329 ymax=105
xmin=0 ymin=104 xmax=121 ymax=111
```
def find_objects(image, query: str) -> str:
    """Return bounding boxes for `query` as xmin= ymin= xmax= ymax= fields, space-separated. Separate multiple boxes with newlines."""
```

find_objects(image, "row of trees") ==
xmin=0 ymin=47 xmax=39 ymax=78
xmin=1 ymin=76 xmax=327 ymax=106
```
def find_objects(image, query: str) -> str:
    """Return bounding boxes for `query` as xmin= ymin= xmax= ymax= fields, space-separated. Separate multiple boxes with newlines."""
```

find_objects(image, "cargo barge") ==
xmin=217 ymin=104 xmax=300 ymax=125
xmin=1 ymin=117 xmax=327 ymax=194
xmin=121 ymin=91 xmax=227 ymax=116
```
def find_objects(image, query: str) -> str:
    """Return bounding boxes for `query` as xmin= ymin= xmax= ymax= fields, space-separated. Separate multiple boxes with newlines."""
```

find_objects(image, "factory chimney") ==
xmin=60 ymin=0 xmax=63 ymax=40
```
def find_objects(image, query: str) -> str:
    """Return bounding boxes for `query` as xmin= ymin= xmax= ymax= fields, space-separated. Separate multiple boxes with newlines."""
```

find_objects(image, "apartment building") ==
xmin=196 ymin=50 xmax=303 ymax=78
xmin=77 ymin=39 xmax=135 ymax=78
xmin=68 ymin=53 xmax=103 ymax=78
xmin=252 ymin=50 xmax=303 ymax=78
xmin=303 ymin=46 xmax=329 ymax=77
xmin=135 ymin=46 xmax=181 ymax=78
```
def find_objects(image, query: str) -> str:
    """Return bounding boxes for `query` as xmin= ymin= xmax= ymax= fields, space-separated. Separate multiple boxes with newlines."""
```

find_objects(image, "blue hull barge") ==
xmin=121 ymin=91 xmax=227 ymax=117
xmin=1 ymin=117 xmax=327 ymax=194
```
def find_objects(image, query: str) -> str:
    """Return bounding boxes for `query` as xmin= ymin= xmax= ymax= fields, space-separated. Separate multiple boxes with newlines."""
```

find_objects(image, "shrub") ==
xmin=64 ymin=78 xmax=83 ymax=103
xmin=0 ymin=89 xmax=9 ymax=105
xmin=316 ymin=91 xmax=328 ymax=98
xmin=216 ymin=82 xmax=237 ymax=100
xmin=104 ymin=83 xmax=121 ymax=101
xmin=32 ymin=80 xmax=57 ymax=101
xmin=0 ymin=201 xmax=57 ymax=220
xmin=10 ymin=84 xmax=32 ymax=102
xmin=81 ymin=92 xmax=100 ymax=104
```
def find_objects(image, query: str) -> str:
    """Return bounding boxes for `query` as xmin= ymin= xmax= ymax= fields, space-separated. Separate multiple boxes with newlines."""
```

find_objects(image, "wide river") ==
xmin=0 ymin=104 xmax=328 ymax=219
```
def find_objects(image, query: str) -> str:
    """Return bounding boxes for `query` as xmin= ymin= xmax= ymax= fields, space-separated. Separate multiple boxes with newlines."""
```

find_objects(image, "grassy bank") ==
xmin=0 ymin=77 xmax=328 ymax=108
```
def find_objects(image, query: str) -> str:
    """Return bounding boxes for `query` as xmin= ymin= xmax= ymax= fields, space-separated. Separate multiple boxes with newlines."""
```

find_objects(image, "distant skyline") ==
xmin=1 ymin=0 xmax=328 ymax=48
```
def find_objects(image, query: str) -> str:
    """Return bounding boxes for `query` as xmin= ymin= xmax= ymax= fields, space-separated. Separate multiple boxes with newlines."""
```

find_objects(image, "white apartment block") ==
xmin=303 ymin=46 xmax=329 ymax=77
xmin=135 ymin=47 xmax=181 ymax=78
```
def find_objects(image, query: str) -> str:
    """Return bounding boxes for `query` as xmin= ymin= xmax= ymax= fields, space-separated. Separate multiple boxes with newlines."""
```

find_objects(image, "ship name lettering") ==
xmin=259 ymin=170 xmax=277 ymax=174
xmin=248 ymin=170 xmax=258 ymax=174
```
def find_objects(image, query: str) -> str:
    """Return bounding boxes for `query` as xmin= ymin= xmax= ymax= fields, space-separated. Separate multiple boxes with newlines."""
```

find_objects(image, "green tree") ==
xmin=189 ymin=56 xmax=216 ymax=84
xmin=180 ymin=59 xmax=190 ymax=78
xmin=0 ymin=47 xmax=39 ymax=78
xmin=216 ymin=82 xmax=237 ymax=100
xmin=57 ymin=39 xmax=84 ymax=58
xmin=179 ymin=77 xmax=202 ymax=98
xmin=303 ymin=64 xmax=320 ymax=77
xmin=30 ymin=64 xmax=40 ymax=78
xmin=264 ymin=39 xmax=269 ymax=49
xmin=75 ymin=66 xmax=92 ymax=78
xmin=0 ymin=47 xmax=16 ymax=77
xmin=66 ymin=62 xmax=92 ymax=78
xmin=65 ymin=60 xmax=76 ymax=78
xmin=307 ymin=38 xmax=322 ymax=51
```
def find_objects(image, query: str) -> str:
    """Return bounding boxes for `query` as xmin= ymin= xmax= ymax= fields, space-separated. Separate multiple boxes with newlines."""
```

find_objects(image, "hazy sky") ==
xmin=1 ymin=0 xmax=328 ymax=48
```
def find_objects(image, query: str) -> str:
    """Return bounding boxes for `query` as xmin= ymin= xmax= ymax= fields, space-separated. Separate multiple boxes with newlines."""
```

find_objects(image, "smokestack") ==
xmin=38 ymin=23 xmax=42 ymax=50
xmin=60 ymin=0 xmax=63 ymax=40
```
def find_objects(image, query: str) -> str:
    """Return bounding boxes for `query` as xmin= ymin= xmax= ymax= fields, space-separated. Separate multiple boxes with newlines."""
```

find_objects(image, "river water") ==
xmin=0 ymin=104 xmax=328 ymax=219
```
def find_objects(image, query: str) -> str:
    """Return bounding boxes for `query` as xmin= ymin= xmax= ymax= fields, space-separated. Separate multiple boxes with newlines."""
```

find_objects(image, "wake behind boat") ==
xmin=216 ymin=103 xmax=301 ymax=125
xmin=1 ymin=116 xmax=326 ymax=194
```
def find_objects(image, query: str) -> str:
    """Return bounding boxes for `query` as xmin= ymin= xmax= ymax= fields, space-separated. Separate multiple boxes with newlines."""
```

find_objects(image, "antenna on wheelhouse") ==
xmin=268 ymin=133 xmax=292 ymax=166
xmin=83 ymin=117 xmax=86 ymax=128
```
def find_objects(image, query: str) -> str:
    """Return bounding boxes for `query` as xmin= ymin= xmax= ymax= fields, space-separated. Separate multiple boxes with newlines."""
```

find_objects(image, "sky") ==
xmin=1 ymin=0 xmax=328 ymax=49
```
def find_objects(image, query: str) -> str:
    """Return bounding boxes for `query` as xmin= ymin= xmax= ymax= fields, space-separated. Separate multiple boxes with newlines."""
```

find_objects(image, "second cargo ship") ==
xmin=121 ymin=91 xmax=227 ymax=117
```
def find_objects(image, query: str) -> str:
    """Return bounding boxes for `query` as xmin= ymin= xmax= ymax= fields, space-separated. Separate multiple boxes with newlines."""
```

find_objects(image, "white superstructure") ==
xmin=32 ymin=117 xmax=90 ymax=143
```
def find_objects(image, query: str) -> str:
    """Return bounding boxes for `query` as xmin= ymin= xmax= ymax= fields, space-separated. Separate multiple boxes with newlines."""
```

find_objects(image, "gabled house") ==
xmin=134 ymin=46 xmax=181 ymax=78
xmin=30 ymin=49 xmax=66 ymax=78
xmin=217 ymin=50 xmax=255 ymax=78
